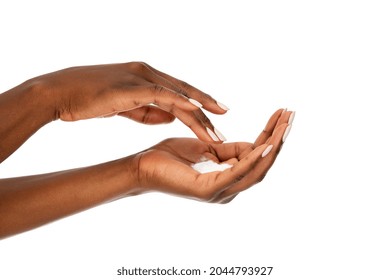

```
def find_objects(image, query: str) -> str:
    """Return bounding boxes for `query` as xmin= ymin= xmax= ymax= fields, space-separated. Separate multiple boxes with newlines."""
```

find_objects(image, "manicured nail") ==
xmin=189 ymin=98 xmax=202 ymax=108
xmin=282 ymin=125 xmax=292 ymax=142
xmin=214 ymin=128 xmax=227 ymax=142
xmin=206 ymin=127 xmax=219 ymax=141
xmin=217 ymin=101 xmax=230 ymax=111
xmin=288 ymin=111 xmax=295 ymax=125
xmin=262 ymin=145 xmax=273 ymax=158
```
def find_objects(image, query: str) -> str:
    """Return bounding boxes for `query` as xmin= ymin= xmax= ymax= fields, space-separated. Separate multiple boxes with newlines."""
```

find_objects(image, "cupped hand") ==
xmin=131 ymin=109 xmax=294 ymax=203
xmin=36 ymin=62 xmax=228 ymax=142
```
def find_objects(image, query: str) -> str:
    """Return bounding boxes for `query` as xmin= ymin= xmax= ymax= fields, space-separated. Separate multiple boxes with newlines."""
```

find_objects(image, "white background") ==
xmin=1 ymin=0 xmax=389 ymax=279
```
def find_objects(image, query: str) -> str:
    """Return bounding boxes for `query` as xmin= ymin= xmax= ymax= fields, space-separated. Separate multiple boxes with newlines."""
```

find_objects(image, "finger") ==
xmin=254 ymin=108 xmax=290 ymax=146
xmin=212 ymin=108 xmax=286 ymax=160
xmin=209 ymin=142 xmax=253 ymax=162
xmin=141 ymin=62 xmax=229 ymax=114
xmin=200 ymin=144 xmax=270 ymax=196
xmin=168 ymin=107 xmax=225 ymax=142
xmin=118 ymin=106 xmax=175 ymax=124
xmin=131 ymin=75 xmax=227 ymax=141
xmin=112 ymin=84 xmax=203 ymax=114
xmin=120 ymin=63 xmax=228 ymax=142
xmin=217 ymin=123 xmax=290 ymax=199
xmin=115 ymin=85 xmax=225 ymax=142
xmin=210 ymin=110 xmax=295 ymax=161
xmin=192 ymin=109 xmax=227 ymax=142
xmin=275 ymin=110 xmax=294 ymax=128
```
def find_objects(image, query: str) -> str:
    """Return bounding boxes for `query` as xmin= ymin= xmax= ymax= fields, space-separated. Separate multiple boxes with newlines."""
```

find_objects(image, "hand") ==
xmin=0 ymin=107 xmax=293 ymax=238
xmin=131 ymin=109 xmax=294 ymax=203
xmin=36 ymin=62 xmax=228 ymax=142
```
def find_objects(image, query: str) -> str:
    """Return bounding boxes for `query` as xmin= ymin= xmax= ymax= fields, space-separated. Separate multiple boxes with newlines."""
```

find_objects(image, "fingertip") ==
xmin=269 ymin=108 xmax=286 ymax=123
xmin=276 ymin=108 xmax=287 ymax=116
xmin=190 ymin=96 xmax=230 ymax=115
xmin=282 ymin=125 xmax=292 ymax=142
xmin=261 ymin=145 xmax=274 ymax=158
xmin=268 ymin=123 xmax=290 ymax=144
xmin=288 ymin=111 xmax=296 ymax=125
xmin=217 ymin=101 xmax=230 ymax=111
xmin=188 ymin=126 xmax=220 ymax=143
xmin=188 ymin=98 xmax=203 ymax=109
xmin=274 ymin=108 xmax=295 ymax=128
xmin=206 ymin=127 xmax=220 ymax=142
xmin=214 ymin=128 xmax=227 ymax=142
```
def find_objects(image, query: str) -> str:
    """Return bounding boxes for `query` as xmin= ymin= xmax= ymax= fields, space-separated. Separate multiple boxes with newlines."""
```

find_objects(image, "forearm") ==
xmin=0 ymin=156 xmax=137 ymax=239
xmin=0 ymin=78 xmax=57 ymax=163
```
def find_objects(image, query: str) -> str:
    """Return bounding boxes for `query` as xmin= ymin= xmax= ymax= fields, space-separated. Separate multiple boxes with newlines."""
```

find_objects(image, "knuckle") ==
xmin=202 ymin=92 xmax=213 ymax=101
xmin=179 ymin=80 xmax=191 ymax=90
xmin=193 ymin=110 xmax=211 ymax=126
xmin=151 ymin=84 xmax=166 ymax=95
xmin=127 ymin=61 xmax=148 ymax=72
xmin=233 ymin=174 xmax=245 ymax=184
xmin=180 ymin=80 xmax=214 ymax=101
xmin=177 ymin=87 xmax=189 ymax=98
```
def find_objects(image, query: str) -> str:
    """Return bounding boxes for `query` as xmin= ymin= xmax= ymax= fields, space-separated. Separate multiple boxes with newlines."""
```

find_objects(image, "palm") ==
xmin=136 ymin=138 xmax=221 ymax=196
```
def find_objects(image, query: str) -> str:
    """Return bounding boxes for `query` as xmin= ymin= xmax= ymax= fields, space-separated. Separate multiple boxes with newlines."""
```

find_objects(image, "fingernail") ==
xmin=283 ymin=125 xmax=292 ymax=142
xmin=262 ymin=145 xmax=273 ymax=158
xmin=214 ymin=128 xmax=227 ymax=142
xmin=206 ymin=127 xmax=219 ymax=141
xmin=288 ymin=111 xmax=295 ymax=125
xmin=188 ymin=98 xmax=202 ymax=108
xmin=217 ymin=101 xmax=230 ymax=111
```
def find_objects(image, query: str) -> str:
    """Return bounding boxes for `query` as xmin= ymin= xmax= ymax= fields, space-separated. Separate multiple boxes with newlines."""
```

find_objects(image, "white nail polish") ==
xmin=283 ymin=125 xmax=292 ymax=142
xmin=206 ymin=127 xmax=219 ymax=141
xmin=288 ymin=111 xmax=295 ymax=125
xmin=214 ymin=128 xmax=227 ymax=142
xmin=188 ymin=98 xmax=202 ymax=108
xmin=262 ymin=145 xmax=273 ymax=158
xmin=217 ymin=101 xmax=230 ymax=111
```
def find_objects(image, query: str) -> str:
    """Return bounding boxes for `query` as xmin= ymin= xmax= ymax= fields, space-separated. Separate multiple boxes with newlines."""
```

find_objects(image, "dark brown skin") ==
xmin=0 ymin=62 xmax=293 ymax=239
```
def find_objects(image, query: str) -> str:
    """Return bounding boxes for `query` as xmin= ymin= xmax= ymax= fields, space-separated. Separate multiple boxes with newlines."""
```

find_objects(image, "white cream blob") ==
xmin=191 ymin=159 xmax=232 ymax=174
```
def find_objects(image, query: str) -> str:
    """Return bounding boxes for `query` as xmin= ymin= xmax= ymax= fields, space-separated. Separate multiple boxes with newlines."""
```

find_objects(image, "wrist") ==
xmin=21 ymin=77 xmax=59 ymax=122
xmin=123 ymin=153 xmax=147 ymax=196
xmin=0 ymin=78 xmax=59 ymax=162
